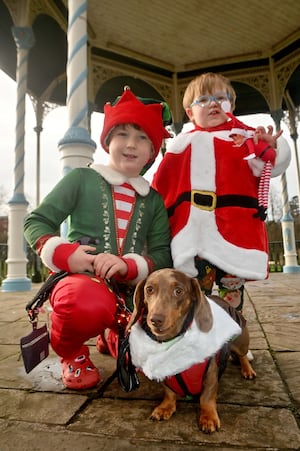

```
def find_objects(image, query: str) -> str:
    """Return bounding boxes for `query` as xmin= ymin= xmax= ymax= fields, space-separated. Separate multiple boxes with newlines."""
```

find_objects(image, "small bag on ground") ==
xmin=20 ymin=324 xmax=49 ymax=373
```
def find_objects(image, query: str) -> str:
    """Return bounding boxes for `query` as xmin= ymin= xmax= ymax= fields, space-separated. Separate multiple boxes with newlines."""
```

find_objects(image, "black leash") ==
xmin=96 ymin=278 xmax=140 ymax=396
xmin=26 ymin=270 xmax=68 ymax=321
xmin=95 ymin=332 xmax=140 ymax=398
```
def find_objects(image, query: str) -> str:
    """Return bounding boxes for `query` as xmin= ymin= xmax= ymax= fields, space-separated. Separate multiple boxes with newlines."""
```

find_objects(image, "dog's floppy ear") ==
xmin=191 ymin=277 xmax=213 ymax=333
xmin=126 ymin=278 xmax=147 ymax=332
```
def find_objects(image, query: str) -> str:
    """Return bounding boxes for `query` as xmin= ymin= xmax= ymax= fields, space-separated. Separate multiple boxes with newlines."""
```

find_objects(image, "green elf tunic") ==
xmin=24 ymin=164 xmax=172 ymax=358
xmin=25 ymin=165 xmax=171 ymax=266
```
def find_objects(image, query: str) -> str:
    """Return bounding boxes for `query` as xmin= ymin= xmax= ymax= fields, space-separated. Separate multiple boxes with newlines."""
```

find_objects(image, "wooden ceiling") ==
xmin=1 ymin=0 xmax=300 ymax=122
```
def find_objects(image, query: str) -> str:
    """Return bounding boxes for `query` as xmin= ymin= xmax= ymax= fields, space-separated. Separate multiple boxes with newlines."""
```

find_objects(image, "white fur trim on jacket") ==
xmin=270 ymin=136 xmax=291 ymax=177
xmin=40 ymin=236 xmax=69 ymax=272
xmin=91 ymin=164 xmax=150 ymax=196
xmin=129 ymin=297 xmax=241 ymax=381
xmin=171 ymin=218 xmax=268 ymax=279
xmin=123 ymin=253 xmax=149 ymax=283
xmin=169 ymin=131 xmax=268 ymax=279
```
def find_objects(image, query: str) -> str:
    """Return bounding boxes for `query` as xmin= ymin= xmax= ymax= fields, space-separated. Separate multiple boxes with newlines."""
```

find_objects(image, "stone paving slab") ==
xmin=218 ymin=350 xmax=290 ymax=406
xmin=0 ymin=320 xmax=33 ymax=345
xmin=0 ymin=418 xmax=235 ymax=451
xmin=275 ymin=351 xmax=300 ymax=408
xmin=68 ymin=399 xmax=300 ymax=450
xmin=244 ymin=322 xmax=267 ymax=351
xmin=250 ymin=297 xmax=300 ymax=323
xmin=261 ymin=322 xmax=300 ymax=351
xmin=0 ymin=346 xmax=290 ymax=409
xmin=0 ymin=396 xmax=299 ymax=450
xmin=245 ymin=275 xmax=299 ymax=294
xmin=0 ymin=273 xmax=299 ymax=451
xmin=0 ymin=389 xmax=88 ymax=424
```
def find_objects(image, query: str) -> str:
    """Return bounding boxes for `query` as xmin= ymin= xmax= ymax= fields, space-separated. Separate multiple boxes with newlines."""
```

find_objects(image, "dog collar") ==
xmin=141 ymin=303 xmax=195 ymax=343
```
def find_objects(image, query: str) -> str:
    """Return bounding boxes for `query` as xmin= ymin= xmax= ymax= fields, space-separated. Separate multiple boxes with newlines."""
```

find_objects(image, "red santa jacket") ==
xmin=164 ymin=348 xmax=228 ymax=397
xmin=152 ymin=117 xmax=290 ymax=280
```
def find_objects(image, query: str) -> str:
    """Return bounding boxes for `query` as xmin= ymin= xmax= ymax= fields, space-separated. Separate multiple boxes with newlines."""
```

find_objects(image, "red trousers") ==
xmin=49 ymin=274 xmax=118 ymax=358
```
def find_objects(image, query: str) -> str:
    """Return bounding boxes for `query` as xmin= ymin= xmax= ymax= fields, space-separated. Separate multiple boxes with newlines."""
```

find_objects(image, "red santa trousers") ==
xmin=49 ymin=273 xmax=118 ymax=359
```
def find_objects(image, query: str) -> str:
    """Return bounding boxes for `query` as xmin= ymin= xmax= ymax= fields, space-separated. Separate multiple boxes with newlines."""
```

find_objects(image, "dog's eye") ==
xmin=145 ymin=286 xmax=154 ymax=295
xmin=174 ymin=287 xmax=183 ymax=297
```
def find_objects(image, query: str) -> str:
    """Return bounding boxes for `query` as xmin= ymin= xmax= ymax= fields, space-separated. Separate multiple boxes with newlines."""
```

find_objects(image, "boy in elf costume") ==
xmin=152 ymin=72 xmax=291 ymax=312
xmin=24 ymin=87 xmax=172 ymax=390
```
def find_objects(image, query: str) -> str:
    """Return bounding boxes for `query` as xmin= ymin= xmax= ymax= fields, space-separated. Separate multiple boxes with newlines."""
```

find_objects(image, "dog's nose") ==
xmin=150 ymin=314 xmax=164 ymax=328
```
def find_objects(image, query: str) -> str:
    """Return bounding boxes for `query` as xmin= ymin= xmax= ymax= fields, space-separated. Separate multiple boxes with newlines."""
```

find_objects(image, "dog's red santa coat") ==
xmin=152 ymin=117 xmax=291 ymax=280
xmin=129 ymin=296 xmax=241 ymax=393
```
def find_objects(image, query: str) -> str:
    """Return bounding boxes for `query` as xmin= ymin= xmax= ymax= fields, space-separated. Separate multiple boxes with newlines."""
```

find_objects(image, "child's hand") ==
xmin=93 ymin=253 xmax=128 ymax=279
xmin=67 ymin=245 xmax=96 ymax=273
xmin=254 ymin=125 xmax=283 ymax=148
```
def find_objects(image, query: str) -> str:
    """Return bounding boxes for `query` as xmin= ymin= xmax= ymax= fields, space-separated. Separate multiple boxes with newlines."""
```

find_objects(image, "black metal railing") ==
xmin=0 ymin=244 xmax=49 ymax=285
xmin=0 ymin=241 xmax=299 ymax=285
xmin=268 ymin=240 xmax=300 ymax=272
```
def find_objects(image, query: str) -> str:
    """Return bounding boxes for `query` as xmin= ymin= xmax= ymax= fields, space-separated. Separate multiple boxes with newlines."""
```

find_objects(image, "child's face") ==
xmin=107 ymin=124 xmax=154 ymax=177
xmin=186 ymin=89 xmax=231 ymax=129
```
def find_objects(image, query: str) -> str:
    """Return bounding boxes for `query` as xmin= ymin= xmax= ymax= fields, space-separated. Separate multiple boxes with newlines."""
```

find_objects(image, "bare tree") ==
xmin=0 ymin=185 xmax=9 ymax=216
xmin=267 ymin=184 xmax=283 ymax=222
xmin=289 ymin=196 xmax=300 ymax=218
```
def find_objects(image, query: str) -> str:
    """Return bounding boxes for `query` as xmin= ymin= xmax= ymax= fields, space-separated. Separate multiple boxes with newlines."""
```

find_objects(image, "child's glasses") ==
xmin=190 ymin=92 xmax=230 ymax=108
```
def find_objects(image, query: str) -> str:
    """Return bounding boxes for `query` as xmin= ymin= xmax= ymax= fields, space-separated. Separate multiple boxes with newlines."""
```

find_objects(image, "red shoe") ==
xmin=96 ymin=332 xmax=109 ymax=354
xmin=61 ymin=346 xmax=101 ymax=390
xmin=96 ymin=330 xmax=119 ymax=359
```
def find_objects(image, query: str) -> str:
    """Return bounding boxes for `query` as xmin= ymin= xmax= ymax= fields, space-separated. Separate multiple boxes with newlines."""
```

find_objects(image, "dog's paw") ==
xmin=150 ymin=404 xmax=176 ymax=421
xmin=241 ymin=365 xmax=257 ymax=379
xmin=199 ymin=411 xmax=220 ymax=433
xmin=240 ymin=356 xmax=257 ymax=379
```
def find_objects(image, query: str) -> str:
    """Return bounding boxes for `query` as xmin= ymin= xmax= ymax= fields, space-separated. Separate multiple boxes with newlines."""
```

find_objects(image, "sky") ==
xmin=0 ymin=69 xmax=299 ymax=215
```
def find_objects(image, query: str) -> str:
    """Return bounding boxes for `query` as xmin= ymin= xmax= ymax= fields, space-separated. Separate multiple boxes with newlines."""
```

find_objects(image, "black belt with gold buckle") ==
xmin=168 ymin=191 xmax=258 ymax=217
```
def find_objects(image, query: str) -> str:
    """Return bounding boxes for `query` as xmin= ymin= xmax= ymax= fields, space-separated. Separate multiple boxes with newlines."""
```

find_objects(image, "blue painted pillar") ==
xmin=2 ymin=27 xmax=35 ymax=292
xmin=58 ymin=0 xmax=96 ymax=174
xmin=58 ymin=0 xmax=96 ymax=238
xmin=271 ymin=109 xmax=300 ymax=273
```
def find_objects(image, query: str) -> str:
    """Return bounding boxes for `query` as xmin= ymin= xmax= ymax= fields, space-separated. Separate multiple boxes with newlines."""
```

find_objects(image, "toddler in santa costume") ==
xmin=152 ymin=72 xmax=291 ymax=313
xmin=24 ymin=87 xmax=172 ymax=390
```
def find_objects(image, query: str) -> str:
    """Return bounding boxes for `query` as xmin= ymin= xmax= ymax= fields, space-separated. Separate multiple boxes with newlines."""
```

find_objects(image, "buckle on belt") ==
xmin=191 ymin=190 xmax=217 ymax=211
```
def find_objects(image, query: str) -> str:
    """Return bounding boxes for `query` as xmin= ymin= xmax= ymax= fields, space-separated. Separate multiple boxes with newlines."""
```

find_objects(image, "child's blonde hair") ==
xmin=183 ymin=72 xmax=236 ymax=111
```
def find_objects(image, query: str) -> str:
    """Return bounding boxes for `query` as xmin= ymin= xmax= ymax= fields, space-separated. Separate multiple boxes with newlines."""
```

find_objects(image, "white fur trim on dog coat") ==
xmin=129 ymin=297 xmax=241 ymax=381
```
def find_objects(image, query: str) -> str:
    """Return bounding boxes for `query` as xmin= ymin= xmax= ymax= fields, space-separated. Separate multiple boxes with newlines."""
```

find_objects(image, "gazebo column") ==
xmin=58 ymin=0 xmax=96 ymax=175
xmin=2 ymin=27 xmax=35 ymax=292
xmin=58 ymin=0 xmax=96 ymax=238
xmin=284 ymin=90 xmax=300 ymax=201
xmin=271 ymin=109 xmax=300 ymax=273
xmin=31 ymin=98 xmax=44 ymax=283
xmin=172 ymin=73 xmax=183 ymax=134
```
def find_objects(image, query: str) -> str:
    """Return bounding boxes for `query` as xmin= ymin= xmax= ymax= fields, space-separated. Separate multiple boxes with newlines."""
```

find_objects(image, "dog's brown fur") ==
xmin=127 ymin=268 xmax=256 ymax=433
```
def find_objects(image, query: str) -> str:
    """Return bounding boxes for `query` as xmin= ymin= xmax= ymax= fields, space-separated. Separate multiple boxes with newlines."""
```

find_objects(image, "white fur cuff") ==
xmin=40 ymin=236 xmax=69 ymax=272
xmin=123 ymin=253 xmax=149 ymax=283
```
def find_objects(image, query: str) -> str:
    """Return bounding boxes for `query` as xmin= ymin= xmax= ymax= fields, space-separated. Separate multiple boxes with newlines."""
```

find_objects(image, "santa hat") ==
xmin=229 ymin=128 xmax=254 ymax=140
xmin=100 ymin=86 xmax=171 ymax=160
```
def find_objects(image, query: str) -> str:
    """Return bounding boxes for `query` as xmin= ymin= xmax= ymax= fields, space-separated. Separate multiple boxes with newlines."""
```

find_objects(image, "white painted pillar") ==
xmin=280 ymin=172 xmax=300 ymax=272
xmin=271 ymin=109 xmax=300 ymax=273
xmin=58 ymin=0 xmax=96 ymax=176
xmin=2 ymin=27 xmax=35 ymax=292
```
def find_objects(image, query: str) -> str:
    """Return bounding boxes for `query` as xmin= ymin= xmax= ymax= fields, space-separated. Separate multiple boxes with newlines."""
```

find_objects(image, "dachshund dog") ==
xmin=127 ymin=268 xmax=256 ymax=433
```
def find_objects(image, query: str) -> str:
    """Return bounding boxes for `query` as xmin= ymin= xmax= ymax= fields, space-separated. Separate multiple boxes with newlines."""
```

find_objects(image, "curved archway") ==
xmin=94 ymin=76 xmax=166 ymax=113
xmin=0 ymin=1 xmax=16 ymax=78
xmin=283 ymin=64 xmax=300 ymax=112
xmin=232 ymin=81 xmax=269 ymax=116
xmin=29 ymin=14 xmax=67 ymax=102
